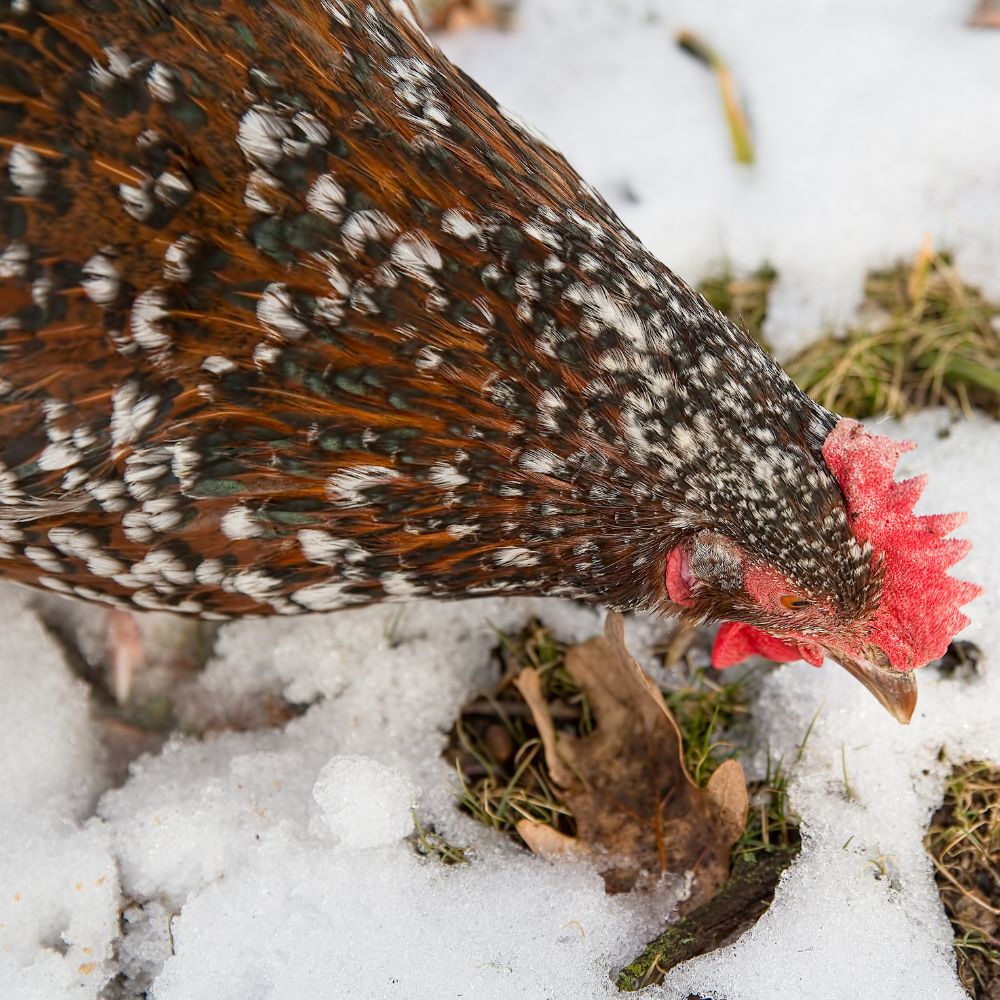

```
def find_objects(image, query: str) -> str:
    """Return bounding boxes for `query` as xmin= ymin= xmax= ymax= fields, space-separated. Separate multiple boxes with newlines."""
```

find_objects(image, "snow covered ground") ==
xmin=3 ymin=2 xmax=999 ymax=999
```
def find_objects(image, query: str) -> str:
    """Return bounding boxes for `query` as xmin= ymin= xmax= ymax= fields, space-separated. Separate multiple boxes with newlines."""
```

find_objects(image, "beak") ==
xmin=830 ymin=647 xmax=917 ymax=724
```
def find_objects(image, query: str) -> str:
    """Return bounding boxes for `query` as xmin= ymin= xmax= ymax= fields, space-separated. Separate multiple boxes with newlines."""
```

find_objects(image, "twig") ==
xmin=617 ymin=846 xmax=798 ymax=990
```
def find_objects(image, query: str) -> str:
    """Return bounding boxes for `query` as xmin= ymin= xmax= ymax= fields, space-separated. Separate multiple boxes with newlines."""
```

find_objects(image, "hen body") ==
xmin=0 ymin=0 xmax=857 ymax=619
xmin=0 ymin=0 xmax=978 ymax=714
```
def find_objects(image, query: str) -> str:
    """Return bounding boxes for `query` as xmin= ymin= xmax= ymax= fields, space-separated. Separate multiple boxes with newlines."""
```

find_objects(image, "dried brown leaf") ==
xmin=513 ymin=668 xmax=574 ymax=788
xmin=519 ymin=612 xmax=748 ymax=910
xmin=706 ymin=758 xmax=751 ymax=845
xmin=515 ymin=819 xmax=581 ymax=860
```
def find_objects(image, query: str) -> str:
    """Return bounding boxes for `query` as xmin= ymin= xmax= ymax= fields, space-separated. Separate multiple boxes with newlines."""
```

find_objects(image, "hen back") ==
xmin=0 ymin=0 xmax=843 ymax=618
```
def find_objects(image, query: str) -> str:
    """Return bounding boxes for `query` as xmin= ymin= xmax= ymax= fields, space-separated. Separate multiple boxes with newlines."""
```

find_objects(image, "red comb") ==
xmin=822 ymin=419 xmax=982 ymax=670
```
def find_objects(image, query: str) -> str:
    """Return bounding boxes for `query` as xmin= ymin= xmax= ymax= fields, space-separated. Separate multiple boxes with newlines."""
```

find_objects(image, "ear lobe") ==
xmin=665 ymin=544 xmax=696 ymax=607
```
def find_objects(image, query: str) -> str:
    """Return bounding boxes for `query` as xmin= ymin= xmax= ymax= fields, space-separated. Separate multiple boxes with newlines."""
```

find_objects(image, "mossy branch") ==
xmin=617 ymin=847 xmax=798 ymax=991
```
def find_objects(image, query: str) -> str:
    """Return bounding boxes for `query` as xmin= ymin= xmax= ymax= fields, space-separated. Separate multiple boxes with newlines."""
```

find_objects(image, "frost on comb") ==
xmin=822 ymin=419 xmax=982 ymax=670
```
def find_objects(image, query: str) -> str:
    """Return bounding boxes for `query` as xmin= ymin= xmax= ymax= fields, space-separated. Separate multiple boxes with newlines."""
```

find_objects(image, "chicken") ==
xmin=0 ymin=0 xmax=980 ymax=721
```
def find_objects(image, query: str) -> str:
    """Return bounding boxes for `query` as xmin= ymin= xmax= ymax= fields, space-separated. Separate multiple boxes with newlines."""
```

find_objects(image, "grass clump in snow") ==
xmin=657 ymin=635 xmax=800 ymax=867
xmin=448 ymin=618 xmax=803 ymax=990
xmin=731 ymin=752 xmax=798 ymax=866
xmin=925 ymin=760 xmax=1000 ymax=999
xmin=699 ymin=249 xmax=1000 ymax=419
xmin=408 ymin=811 xmax=470 ymax=865
xmin=663 ymin=667 xmax=750 ymax=785
xmin=787 ymin=248 xmax=1000 ymax=419
xmin=447 ymin=619 xmax=582 ymax=841
xmin=449 ymin=620 xmax=753 ymax=843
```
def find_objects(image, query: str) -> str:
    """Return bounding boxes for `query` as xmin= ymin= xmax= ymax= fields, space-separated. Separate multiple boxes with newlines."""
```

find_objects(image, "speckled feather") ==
xmin=0 ymin=0 xmax=875 ymax=623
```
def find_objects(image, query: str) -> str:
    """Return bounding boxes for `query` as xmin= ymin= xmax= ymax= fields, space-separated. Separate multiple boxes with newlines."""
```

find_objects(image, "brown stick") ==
xmin=617 ymin=846 xmax=798 ymax=991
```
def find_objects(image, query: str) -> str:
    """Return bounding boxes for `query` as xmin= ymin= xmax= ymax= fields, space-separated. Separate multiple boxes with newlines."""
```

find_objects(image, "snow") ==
xmin=2 ymin=3 xmax=999 ymax=1000
xmin=312 ymin=756 xmax=416 ymax=847
xmin=439 ymin=0 xmax=1000 ymax=358
xmin=0 ymin=599 xmax=120 ymax=999
xmin=142 ymin=839 xmax=640 ymax=1000
xmin=38 ymin=597 xmax=661 ymax=998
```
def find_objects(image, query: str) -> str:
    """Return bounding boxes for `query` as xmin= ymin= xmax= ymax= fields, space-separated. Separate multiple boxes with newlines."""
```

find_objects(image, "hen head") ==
xmin=664 ymin=418 xmax=982 ymax=723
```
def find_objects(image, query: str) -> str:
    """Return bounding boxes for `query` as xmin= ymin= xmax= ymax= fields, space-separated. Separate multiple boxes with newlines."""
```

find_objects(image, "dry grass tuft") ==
xmin=787 ymin=249 xmax=1000 ymax=419
xmin=447 ymin=620 xmax=584 ymax=841
xmin=408 ymin=812 xmax=470 ymax=865
xmin=699 ymin=249 xmax=1000 ymax=420
xmin=925 ymin=761 xmax=1000 ymax=999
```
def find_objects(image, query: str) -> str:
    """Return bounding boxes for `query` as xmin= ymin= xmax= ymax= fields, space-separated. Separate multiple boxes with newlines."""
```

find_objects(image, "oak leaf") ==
xmin=515 ymin=612 xmax=747 ymax=911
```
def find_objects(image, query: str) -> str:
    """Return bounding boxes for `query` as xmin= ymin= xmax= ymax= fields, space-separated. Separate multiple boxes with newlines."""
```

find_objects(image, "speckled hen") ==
xmin=0 ymin=0 xmax=981 ymax=719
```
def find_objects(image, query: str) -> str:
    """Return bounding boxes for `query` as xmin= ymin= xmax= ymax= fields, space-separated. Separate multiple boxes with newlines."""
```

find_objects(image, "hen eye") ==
xmin=780 ymin=595 xmax=812 ymax=610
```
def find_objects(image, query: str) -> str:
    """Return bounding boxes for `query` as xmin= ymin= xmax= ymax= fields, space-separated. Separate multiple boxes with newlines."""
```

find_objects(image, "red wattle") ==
xmin=712 ymin=622 xmax=824 ymax=669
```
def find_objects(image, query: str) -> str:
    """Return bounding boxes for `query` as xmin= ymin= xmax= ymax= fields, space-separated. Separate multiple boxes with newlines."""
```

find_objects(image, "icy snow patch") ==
xmin=91 ymin=596 xmax=665 ymax=997
xmin=312 ymin=755 xmax=415 ymax=847
xmin=150 ymin=843 xmax=641 ymax=1000
xmin=0 ymin=588 xmax=119 ymax=1000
